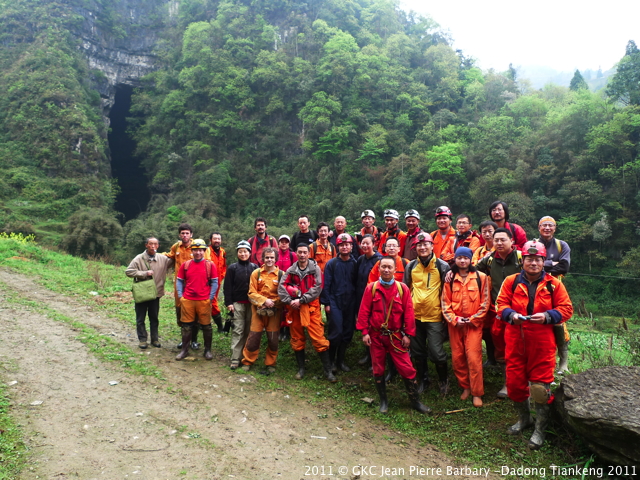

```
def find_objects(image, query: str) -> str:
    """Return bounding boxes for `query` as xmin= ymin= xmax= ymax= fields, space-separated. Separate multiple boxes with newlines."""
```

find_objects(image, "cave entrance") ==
xmin=108 ymin=84 xmax=149 ymax=221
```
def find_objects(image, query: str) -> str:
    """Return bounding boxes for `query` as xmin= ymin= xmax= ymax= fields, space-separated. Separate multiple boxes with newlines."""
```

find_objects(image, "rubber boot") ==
xmin=283 ymin=326 xmax=290 ymax=341
xmin=223 ymin=312 xmax=233 ymax=334
xmin=507 ymin=398 xmax=534 ymax=435
xmin=294 ymin=350 xmax=306 ymax=380
xmin=175 ymin=326 xmax=192 ymax=361
xmin=384 ymin=354 xmax=397 ymax=384
xmin=202 ymin=324 xmax=213 ymax=360
xmin=358 ymin=346 xmax=371 ymax=366
xmin=528 ymin=402 xmax=550 ymax=450
xmin=435 ymin=361 xmax=449 ymax=395
xmin=554 ymin=325 xmax=570 ymax=374
xmin=336 ymin=342 xmax=350 ymax=372
xmin=279 ymin=326 xmax=286 ymax=342
xmin=328 ymin=344 xmax=338 ymax=373
xmin=414 ymin=358 xmax=425 ymax=395
xmin=403 ymin=377 xmax=431 ymax=414
xmin=374 ymin=376 xmax=388 ymax=414
xmin=190 ymin=323 xmax=200 ymax=350
xmin=319 ymin=350 xmax=338 ymax=383
xmin=212 ymin=314 xmax=223 ymax=333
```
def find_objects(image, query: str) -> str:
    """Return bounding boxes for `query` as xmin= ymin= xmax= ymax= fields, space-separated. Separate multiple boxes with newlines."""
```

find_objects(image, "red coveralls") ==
xmin=356 ymin=281 xmax=416 ymax=379
xmin=496 ymin=272 xmax=573 ymax=402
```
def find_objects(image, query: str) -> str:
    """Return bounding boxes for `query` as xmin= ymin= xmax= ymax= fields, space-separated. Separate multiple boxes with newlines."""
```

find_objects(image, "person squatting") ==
xmin=128 ymin=206 xmax=572 ymax=449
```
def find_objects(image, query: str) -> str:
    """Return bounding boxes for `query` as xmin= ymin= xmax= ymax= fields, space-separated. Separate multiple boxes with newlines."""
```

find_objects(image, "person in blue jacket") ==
xmin=321 ymin=234 xmax=358 ymax=373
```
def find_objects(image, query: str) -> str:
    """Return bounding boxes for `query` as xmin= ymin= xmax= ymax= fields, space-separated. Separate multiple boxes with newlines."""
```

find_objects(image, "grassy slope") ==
xmin=3 ymin=236 xmax=633 ymax=478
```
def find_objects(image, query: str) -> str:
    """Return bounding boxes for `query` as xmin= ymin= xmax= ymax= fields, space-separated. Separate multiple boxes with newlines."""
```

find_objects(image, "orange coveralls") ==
xmin=368 ymin=256 xmax=408 ymax=284
xmin=441 ymin=271 xmax=491 ymax=397
xmin=430 ymin=227 xmax=456 ymax=264
xmin=207 ymin=245 xmax=227 ymax=316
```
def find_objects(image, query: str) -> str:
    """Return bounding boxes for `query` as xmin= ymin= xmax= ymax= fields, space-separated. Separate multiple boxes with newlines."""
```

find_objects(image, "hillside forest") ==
xmin=1 ymin=0 xmax=640 ymax=316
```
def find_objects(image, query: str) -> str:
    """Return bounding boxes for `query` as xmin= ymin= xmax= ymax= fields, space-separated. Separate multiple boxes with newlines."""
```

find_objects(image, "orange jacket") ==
xmin=453 ymin=232 xmax=481 ymax=254
xmin=430 ymin=227 xmax=456 ymax=263
xmin=368 ymin=256 xmax=408 ymax=284
xmin=471 ymin=244 xmax=494 ymax=265
xmin=165 ymin=240 xmax=211 ymax=280
xmin=496 ymin=272 xmax=573 ymax=325
xmin=207 ymin=245 xmax=227 ymax=282
xmin=309 ymin=241 xmax=336 ymax=273
xmin=377 ymin=229 xmax=407 ymax=256
xmin=248 ymin=266 xmax=281 ymax=307
xmin=441 ymin=271 xmax=491 ymax=327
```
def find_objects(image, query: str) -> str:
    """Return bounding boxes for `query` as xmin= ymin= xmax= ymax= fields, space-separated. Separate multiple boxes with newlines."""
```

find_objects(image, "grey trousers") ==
xmin=230 ymin=302 xmax=252 ymax=362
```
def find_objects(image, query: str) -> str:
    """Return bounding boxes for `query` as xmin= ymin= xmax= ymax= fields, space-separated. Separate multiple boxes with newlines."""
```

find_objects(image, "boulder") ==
xmin=554 ymin=366 xmax=640 ymax=466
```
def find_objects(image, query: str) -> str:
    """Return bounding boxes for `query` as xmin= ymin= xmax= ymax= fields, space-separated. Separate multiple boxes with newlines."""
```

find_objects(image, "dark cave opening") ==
xmin=108 ymin=84 xmax=149 ymax=221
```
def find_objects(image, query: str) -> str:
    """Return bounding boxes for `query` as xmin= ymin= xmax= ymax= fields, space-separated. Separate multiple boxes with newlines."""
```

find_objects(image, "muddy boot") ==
xmin=328 ymin=344 xmax=338 ymax=373
xmin=175 ymin=326 xmax=192 ymax=361
xmin=358 ymin=346 xmax=371 ymax=366
xmin=336 ymin=342 xmax=350 ymax=372
xmin=528 ymin=402 xmax=551 ymax=450
xmin=202 ymin=324 xmax=213 ymax=360
xmin=554 ymin=325 xmax=570 ymax=374
xmin=374 ymin=376 xmax=388 ymax=414
xmin=212 ymin=314 xmax=223 ymax=333
xmin=223 ymin=312 xmax=233 ymax=334
xmin=190 ymin=323 xmax=200 ymax=350
xmin=403 ymin=377 xmax=431 ymax=414
xmin=319 ymin=350 xmax=338 ymax=383
xmin=435 ymin=361 xmax=449 ymax=396
xmin=294 ymin=350 xmax=306 ymax=380
xmin=507 ymin=398 xmax=534 ymax=435
xmin=384 ymin=354 xmax=397 ymax=384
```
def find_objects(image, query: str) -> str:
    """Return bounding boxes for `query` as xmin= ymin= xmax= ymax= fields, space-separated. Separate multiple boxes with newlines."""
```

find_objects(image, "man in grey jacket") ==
xmin=126 ymin=237 xmax=174 ymax=349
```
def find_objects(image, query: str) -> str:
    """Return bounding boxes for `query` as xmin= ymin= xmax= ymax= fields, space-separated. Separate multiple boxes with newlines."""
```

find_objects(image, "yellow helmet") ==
xmin=190 ymin=239 xmax=207 ymax=249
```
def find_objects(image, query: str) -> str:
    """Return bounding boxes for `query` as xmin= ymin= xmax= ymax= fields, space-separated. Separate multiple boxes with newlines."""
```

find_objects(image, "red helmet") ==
xmin=523 ymin=241 xmax=546 ymax=258
xmin=435 ymin=206 xmax=452 ymax=218
xmin=412 ymin=232 xmax=434 ymax=247
xmin=285 ymin=285 xmax=300 ymax=298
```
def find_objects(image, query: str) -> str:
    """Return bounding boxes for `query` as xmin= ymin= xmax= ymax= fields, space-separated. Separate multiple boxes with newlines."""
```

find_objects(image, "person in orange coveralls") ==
xmin=207 ymin=232 xmax=227 ymax=333
xmin=430 ymin=206 xmax=456 ymax=264
xmin=496 ymin=241 xmax=573 ymax=450
xmin=357 ymin=257 xmax=430 ymax=415
xmin=441 ymin=247 xmax=491 ymax=407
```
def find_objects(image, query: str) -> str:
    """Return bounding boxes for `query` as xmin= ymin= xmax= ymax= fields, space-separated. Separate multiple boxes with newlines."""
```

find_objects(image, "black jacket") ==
xmin=224 ymin=260 xmax=258 ymax=304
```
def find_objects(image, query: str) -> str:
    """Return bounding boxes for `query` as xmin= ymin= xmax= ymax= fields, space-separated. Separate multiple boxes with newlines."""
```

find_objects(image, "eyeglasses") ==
xmin=456 ymin=221 xmax=469 ymax=225
xmin=540 ymin=223 xmax=556 ymax=228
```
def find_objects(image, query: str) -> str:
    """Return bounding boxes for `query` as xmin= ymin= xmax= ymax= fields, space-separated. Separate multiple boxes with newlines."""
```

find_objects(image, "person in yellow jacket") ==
xmin=403 ymin=232 xmax=451 ymax=395
xmin=241 ymin=248 xmax=282 ymax=374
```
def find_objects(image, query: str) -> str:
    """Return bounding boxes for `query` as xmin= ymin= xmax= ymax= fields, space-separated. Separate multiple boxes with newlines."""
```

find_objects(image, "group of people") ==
xmin=126 ymin=201 xmax=573 ymax=450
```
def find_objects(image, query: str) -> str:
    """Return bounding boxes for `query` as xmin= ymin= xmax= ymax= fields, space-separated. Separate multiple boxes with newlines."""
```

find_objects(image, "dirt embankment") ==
xmin=0 ymin=269 xmax=492 ymax=480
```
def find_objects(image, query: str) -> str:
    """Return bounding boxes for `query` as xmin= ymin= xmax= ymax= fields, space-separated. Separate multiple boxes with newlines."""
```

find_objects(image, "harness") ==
xmin=371 ymin=281 xmax=408 ymax=353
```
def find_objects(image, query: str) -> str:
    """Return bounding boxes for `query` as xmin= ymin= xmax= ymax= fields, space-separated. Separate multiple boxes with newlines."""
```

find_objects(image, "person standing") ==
xmin=377 ymin=209 xmax=407 ymax=256
xmin=496 ymin=241 xmax=573 ymax=450
xmin=126 ymin=237 xmax=174 ymax=349
xmin=224 ymin=241 xmax=259 ymax=370
xmin=248 ymin=217 xmax=278 ymax=266
xmin=329 ymin=216 xmax=359 ymax=260
xmin=488 ymin=201 xmax=527 ymax=251
xmin=430 ymin=206 xmax=456 ymax=265
xmin=402 ymin=209 xmax=423 ymax=261
xmin=278 ymin=244 xmax=337 ymax=383
xmin=321 ymin=234 xmax=358 ymax=373
xmin=354 ymin=234 xmax=382 ymax=367
xmin=208 ymin=232 xmax=227 ymax=333
xmin=441 ymin=247 xmax=491 ymax=407
xmin=357 ymin=257 xmax=430 ymax=414
xmin=452 ymin=214 xmax=481 ymax=253
xmin=538 ymin=216 xmax=572 ymax=374
xmin=164 ymin=223 xmax=210 ymax=350
xmin=291 ymin=215 xmax=317 ymax=249
xmin=175 ymin=239 xmax=219 ymax=361
xmin=368 ymin=238 xmax=407 ymax=283
xmin=241 ymin=247 xmax=282 ymax=374
xmin=356 ymin=210 xmax=381 ymax=253
xmin=275 ymin=235 xmax=296 ymax=342
xmin=310 ymin=222 xmax=336 ymax=274
xmin=404 ymin=232 xmax=451 ymax=395
xmin=472 ymin=221 xmax=498 ymax=265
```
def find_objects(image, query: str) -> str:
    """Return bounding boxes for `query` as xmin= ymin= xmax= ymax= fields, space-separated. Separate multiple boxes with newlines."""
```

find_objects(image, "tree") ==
xmin=606 ymin=40 xmax=640 ymax=106
xmin=569 ymin=70 xmax=588 ymax=91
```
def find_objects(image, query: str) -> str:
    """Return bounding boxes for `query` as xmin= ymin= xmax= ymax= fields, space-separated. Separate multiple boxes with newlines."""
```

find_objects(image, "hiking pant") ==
xmin=448 ymin=323 xmax=484 ymax=396
xmin=370 ymin=332 xmax=415 ymax=379
xmin=410 ymin=320 xmax=447 ymax=364
xmin=135 ymin=297 xmax=160 ymax=342
xmin=288 ymin=301 xmax=329 ymax=353
xmin=242 ymin=307 xmax=281 ymax=366
xmin=327 ymin=295 xmax=356 ymax=346
xmin=179 ymin=299 xmax=212 ymax=326
xmin=231 ymin=302 xmax=252 ymax=362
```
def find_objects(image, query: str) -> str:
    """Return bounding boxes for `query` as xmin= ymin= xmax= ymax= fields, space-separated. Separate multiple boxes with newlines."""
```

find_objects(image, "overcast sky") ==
xmin=400 ymin=0 xmax=639 ymax=73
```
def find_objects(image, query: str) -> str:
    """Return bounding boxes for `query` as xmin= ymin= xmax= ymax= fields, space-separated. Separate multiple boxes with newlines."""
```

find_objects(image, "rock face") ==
xmin=70 ymin=0 xmax=178 ymax=115
xmin=554 ymin=366 xmax=640 ymax=466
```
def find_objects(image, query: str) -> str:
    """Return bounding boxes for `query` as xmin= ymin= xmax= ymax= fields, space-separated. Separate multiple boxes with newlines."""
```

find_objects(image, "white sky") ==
xmin=400 ymin=0 xmax=639 ymax=73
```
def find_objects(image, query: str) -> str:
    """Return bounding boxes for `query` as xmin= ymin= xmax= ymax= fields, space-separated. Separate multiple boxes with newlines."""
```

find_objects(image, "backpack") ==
xmin=486 ymin=249 xmax=522 ymax=269
xmin=310 ymin=241 xmax=335 ymax=257
xmin=371 ymin=280 xmax=404 ymax=300
xmin=511 ymin=274 xmax=555 ymax=296
xmin=449 ymin=271 xmax=483 ymax=292
xmin=257 ymin=268 xmax=283 ymax=283
xmin=183 ymin=259 xmax=215 ymax=283
xmin=249 ymin=235 xmax=275 ymax=255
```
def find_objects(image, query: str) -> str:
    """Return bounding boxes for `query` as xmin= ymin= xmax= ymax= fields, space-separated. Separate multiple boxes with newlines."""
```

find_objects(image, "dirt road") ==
xmin=0 ymin=269 xmax=486 ymax=480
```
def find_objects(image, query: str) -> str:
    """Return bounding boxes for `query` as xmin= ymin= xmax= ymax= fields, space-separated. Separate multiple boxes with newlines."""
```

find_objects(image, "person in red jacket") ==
xmin=489 ymin=201 xmax=527 ymax=251
xmin=357 ymin=257 xmax=430 ymax=415
xmin=377 ymin=209 xmax=407 ymax=255
xmin=496 ymin=241 xmax=573 ymax=450
xmin=248 ymin=217 xmax=278 ymax=266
